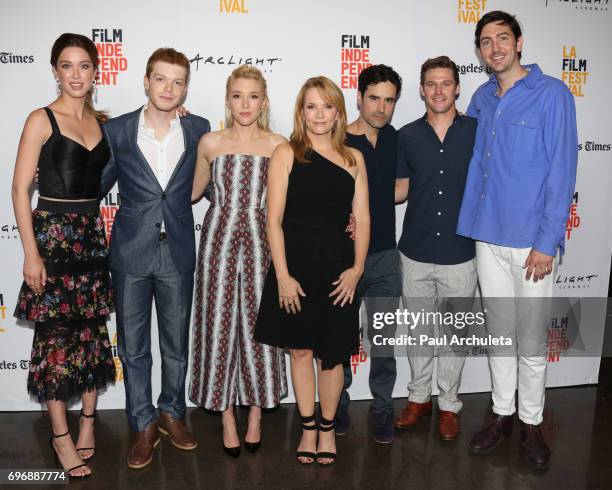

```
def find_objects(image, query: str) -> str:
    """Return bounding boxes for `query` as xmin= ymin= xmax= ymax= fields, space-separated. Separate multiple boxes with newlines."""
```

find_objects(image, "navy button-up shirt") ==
xmin=457 ymin=64 xmax=578 ymax=256
xmin=397 ymin=114 xmax=476 ymax=265
xmin=346 ymin=125 xmax=398 ymax=254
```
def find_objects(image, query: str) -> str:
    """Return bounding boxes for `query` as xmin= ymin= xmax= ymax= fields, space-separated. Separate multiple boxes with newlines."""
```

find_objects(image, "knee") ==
xmin=290 ymin=349 xmax=313 ymax=363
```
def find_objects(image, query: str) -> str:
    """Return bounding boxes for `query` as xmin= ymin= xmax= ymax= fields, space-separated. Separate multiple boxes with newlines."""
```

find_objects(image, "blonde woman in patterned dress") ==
xmin=189 ymin=65 xmax=287 ymax=457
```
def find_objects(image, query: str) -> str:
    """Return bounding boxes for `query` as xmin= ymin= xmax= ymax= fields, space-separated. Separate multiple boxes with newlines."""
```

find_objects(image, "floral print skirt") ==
xmin=14 ymin=199 xmax=115 ymax=402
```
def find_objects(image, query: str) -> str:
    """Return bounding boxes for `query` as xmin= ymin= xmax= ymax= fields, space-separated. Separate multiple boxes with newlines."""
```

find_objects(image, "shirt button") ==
xmin=484 ymin=173 xmax=488 ymax=178
xmin=480 ymin=194 xmax=485 ymax=199
xmin=436 ymin=232 xmax=441 ymax=236
xmin=497 ymin=110 xmax=501 ymax=115
xmin=439 ymin=149 xmax=444 ymax=153
xmin=437 ymin=211 xmax=442 ymax=216
xmin=438 ymin=190 xmax=443 ymax=195
xmin=487 ymin=152 xmax=491 ymax=157
xmin=492 ymin=131 xmax=496 ymax=136
xmin=439 ymin=170 xmax=444 ymax=174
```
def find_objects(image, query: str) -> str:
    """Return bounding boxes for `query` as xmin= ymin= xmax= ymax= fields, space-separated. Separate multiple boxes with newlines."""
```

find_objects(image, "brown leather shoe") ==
xmin=127 ymin=422 xmax=160 ymax=469
xmin=520 ymin=421 xmax=550 ymax=469
xmin=158 ymin=412 xmax=198 ymax=450
xmin=438 ymin=410 xmax=460 ymax=440
xmin=469 ymin=412 xmax=513 ymax=454
xmin=394 ymin=401 xmax=432 ymax=429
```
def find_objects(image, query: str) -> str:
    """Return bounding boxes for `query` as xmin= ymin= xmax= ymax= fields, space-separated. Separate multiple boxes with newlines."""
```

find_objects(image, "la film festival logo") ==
xmin=565 ymin=191 xmax=580 ymax=240
xmin=111 ymin=332 xmax=124 ymax=382
xmin=100 ymin=192 xmax=120 ymax=243
xmin=340 ymin=34 xmax=372 ymax=90
xmin=219 ymin=0 xmax=248 ymax=13
xmin=457 ymin=0 xmax=487 ymax=23
xmin=350 ymin=333 xmax=367 ymax=375
xmin=562 ymin=45 xmax=588 ymax=96
xmin=0 ymin=293 xmax=7 ymax=334
xmin=91 ymin=28 xmax=128 ymax=86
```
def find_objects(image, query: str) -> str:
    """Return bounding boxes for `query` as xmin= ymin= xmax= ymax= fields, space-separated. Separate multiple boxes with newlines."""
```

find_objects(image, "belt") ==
xmin=159 ymin=232 xmax=167 ymax=241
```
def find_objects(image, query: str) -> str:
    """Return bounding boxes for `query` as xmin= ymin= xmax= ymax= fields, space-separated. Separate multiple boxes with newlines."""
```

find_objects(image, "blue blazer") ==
xmin=101 ymin=108 xmax=210 ymax=274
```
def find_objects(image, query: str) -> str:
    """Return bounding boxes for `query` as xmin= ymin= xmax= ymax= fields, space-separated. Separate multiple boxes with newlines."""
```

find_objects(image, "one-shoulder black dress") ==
xmin=255 ymin=150 xmax=359 ymax=369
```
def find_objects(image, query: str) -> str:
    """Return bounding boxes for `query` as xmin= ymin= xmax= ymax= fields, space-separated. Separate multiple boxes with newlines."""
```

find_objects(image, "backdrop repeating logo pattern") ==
xmin=457 ymin=0 xmax=488 ymax=23
xmin=565 ymin=192 xmax=581 ymax=240
xmin=546 ymin=0 xmax=609 ymax=12
xmin=562 ymin=45 xmax=588 ymax=97
xmin=100 ymin=193 xmax=120 ymax=243
xmin=219 ymin=0 xmax=248 ymax=13
xmin=340 ymin=35 xmax=372 ymax=89
xmin=0 ymin=293 xmax=8 ymax=334
xmin=0 ymin=52 xmax=34 ymax=64
xmin=91 ymin=28 xmax=128 ymax=86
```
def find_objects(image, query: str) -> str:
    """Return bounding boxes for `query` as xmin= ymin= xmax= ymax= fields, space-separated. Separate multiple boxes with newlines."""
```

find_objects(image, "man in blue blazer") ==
xmin=101 ymin=48 xmax=210 ymax=469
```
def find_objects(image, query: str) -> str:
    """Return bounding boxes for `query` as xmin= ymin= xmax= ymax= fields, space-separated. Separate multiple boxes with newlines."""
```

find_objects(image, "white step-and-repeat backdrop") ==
xmin=1 ymin=0 xmax=611 ymax=410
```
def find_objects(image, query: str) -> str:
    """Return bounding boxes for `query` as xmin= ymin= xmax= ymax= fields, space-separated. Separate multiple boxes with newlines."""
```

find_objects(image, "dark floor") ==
xmin=1 ymin=374 xmax=611 ymax=490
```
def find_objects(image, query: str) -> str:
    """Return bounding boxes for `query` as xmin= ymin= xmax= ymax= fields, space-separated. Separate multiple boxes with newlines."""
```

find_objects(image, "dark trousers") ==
xmin=112 ymin=240 xmax=194 ymax=432
xmin=340 ymin=248 xmax=402 ymax=416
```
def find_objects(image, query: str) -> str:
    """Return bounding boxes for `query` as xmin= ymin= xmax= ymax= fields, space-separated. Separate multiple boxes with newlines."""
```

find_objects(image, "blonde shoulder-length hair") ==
xmin=289 ymin=76 xmax=356 ymax=167
xmin=224 ymin=65 xmax=270 ymax=131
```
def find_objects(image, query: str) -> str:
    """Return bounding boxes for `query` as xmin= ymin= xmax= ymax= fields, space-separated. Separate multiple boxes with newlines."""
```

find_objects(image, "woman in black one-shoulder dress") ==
xmin=12 ymin=34 xmax=115 ymax=478
xmin=255 ymin=76 xmax=370 ymax=465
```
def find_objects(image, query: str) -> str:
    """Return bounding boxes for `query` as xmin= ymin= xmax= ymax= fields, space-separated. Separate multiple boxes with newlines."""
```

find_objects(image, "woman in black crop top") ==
xmin=11 ymin=33 xmax=115 ymax=479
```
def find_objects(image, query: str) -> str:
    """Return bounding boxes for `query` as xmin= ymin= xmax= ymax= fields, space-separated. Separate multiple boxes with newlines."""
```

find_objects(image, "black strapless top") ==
xmin=38 ymin=107 xmax=110 ymax=199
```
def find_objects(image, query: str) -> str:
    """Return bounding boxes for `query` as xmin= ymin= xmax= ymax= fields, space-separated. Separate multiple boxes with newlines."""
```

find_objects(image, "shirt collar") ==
xmin=486 ymin=63 xmax=542 ymax=91
xmin=420 ymin=111 xmax=464 ymax=125
xmin=139 ymin=103 xmax=181 ymax=132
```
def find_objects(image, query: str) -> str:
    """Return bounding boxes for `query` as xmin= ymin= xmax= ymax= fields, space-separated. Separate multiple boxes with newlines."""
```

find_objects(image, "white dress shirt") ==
xmin=137 ymin=106 xmax=185 ymax=231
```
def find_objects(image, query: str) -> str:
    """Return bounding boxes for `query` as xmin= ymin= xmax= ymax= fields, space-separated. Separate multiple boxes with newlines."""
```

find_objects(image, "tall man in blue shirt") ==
xmin=457 ymin=11 xmax=578 ymax=469
xmin=394 ymin=56 xmax=477 ymax=441
xmin=337 ymin=65 xmax=403 ymax=444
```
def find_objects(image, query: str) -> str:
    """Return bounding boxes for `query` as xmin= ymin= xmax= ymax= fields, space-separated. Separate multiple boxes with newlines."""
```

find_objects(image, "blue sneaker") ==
xmin=373 ymin=411 xmax=394 ymax=444
xmin=335 ymin=405 xmax=350 ymax=436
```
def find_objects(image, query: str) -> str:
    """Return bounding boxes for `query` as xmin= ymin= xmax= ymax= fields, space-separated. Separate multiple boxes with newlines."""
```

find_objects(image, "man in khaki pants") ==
xmin=395 ymin=56 xmax=477 ymax=440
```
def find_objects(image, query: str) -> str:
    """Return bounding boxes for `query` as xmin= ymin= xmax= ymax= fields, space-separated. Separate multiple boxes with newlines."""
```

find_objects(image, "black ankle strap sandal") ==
xmin=316 ymin=417 xmax=337 ymax=465
xmin=296 ymin=414 xmax=317 ymax=465
xmin=75 ymin=409 xmax=96 ymax=460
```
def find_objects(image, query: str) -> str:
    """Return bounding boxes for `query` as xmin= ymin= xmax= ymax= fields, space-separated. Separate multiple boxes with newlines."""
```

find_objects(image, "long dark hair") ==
xmin=50 ymin=33 xmax=108 ymax=123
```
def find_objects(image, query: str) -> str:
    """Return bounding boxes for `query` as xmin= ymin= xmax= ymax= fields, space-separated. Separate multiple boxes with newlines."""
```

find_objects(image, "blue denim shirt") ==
xmin=456 ymin=64 xmax=578 ymax=256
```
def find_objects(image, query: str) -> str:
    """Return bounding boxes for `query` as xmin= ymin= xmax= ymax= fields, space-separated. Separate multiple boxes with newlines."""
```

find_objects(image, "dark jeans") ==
xmin=113 ymin=240 xmax=194 ymax=432
xmin=340 ymin=248 xmax=401 ymax=416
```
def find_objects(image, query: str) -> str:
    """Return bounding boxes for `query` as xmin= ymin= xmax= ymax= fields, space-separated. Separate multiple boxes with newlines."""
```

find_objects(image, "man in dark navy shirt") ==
xmin=337 ymin=65 xmax=403 ymax=444
xmin=394 ymin=57 xmax=477 ymax=441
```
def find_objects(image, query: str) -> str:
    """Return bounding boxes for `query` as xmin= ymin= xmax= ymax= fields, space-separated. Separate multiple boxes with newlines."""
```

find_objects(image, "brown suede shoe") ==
xmin=469 ymin=412 xmax=513 ymax=454
xmin=394 ymin=401 xmax=432 ymax=429
xmin=127 ymin=422 xmax=160 ymax=469
xmin=520 ymin=421 xmax=551 ymax=469
xmin=158 ymin=412 xmax=198 ymax=450
xmin=438 ymin=410 xmax=460 ymax=440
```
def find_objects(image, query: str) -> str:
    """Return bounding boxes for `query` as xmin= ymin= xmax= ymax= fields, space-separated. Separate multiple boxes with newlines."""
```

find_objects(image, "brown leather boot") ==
xmin=520 ymin=421 xmax=551 ymax=469
xmin=469 ymin=413 xmax=513 ymax=454
xmin=438 ymin=410 xmax=460 ymax=440
xmin=127 ymin=422 xmax=160 ymax=469
xmin=394 ymin=401 xmax=432 ymax=429
xmin=158 ymin=412 xmax=198 ymax=450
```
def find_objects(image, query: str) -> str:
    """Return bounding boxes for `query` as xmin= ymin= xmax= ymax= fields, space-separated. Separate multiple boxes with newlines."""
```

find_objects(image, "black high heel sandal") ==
xmin=75 ymin=410 xmax=96 ymax=460
xmin=316 ymin=417 xmax=337 ymax=466
xmin=50 ymin=431 xmax=90 ymax=479
xmin=296 ymin=414 xmax=317 ymax=465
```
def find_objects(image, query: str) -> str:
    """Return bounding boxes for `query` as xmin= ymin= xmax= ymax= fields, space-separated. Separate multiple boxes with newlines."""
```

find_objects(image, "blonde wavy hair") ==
xmin=224 ymin=65 xmax=270 ymax=130
xmin=289 ymin=76 xmax=355 ymax=167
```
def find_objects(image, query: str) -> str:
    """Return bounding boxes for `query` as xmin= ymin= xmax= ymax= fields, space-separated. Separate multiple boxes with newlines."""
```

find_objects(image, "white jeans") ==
xmin=476 ymin=242 xmax=555 ymax=425
xmin=400 ymin=253 xmax=478 ymax=413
